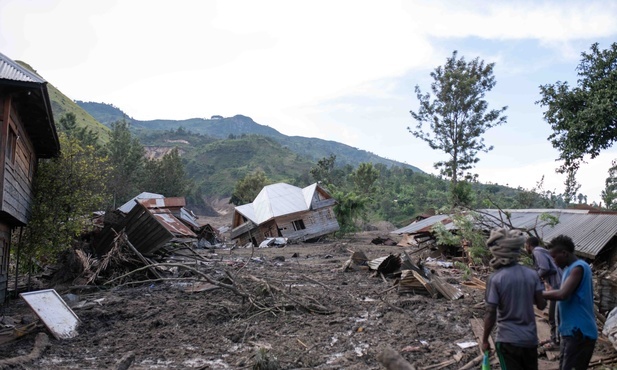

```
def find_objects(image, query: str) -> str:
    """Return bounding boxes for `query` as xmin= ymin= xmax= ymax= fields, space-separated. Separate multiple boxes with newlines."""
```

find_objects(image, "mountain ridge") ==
xmin=76 ymin=101 xmax=422 ymax=172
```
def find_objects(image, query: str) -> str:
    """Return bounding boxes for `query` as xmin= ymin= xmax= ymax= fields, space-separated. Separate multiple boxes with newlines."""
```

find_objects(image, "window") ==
xmin=292 ymin=219 xmax=306 ymax=231
xmin=6 ymin=128 xmax=16 ymax=163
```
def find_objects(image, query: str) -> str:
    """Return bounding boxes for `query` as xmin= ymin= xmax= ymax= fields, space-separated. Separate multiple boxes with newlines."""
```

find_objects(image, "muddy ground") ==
xmin=0 ymin=230 xmax=614 ymax=369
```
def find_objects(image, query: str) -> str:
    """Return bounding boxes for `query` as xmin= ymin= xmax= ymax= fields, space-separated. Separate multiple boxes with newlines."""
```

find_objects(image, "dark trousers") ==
xmin=548 ymin=299 xmax=558 ymax=342
xmin=495 ymin=342 xmax=538 ymax=370
xmin=560 ymin=334 xmax=596 ymax=370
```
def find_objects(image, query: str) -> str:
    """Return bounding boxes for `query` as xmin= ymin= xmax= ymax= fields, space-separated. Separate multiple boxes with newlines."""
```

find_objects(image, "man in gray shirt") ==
xmin=525 ymin=236 xmax=562 ymax=346
xmin=483 ymin=228 xmax=546 ymax=369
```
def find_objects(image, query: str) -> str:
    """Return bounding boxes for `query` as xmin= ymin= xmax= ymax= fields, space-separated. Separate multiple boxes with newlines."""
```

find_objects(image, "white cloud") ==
xmin=2 ymin=0 xmax=617 ymax=206
xmin=411 ymin=1 xmax=617 ymax=41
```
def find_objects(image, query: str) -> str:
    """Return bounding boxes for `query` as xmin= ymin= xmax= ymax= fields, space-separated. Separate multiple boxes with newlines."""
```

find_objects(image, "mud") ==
xmin=0 ymin=232 xmax=613 ymax=369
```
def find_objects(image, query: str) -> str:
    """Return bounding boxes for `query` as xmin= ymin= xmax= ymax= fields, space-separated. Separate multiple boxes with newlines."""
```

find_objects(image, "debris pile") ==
xmin=342 ymin=249 xmax=463 ymax=301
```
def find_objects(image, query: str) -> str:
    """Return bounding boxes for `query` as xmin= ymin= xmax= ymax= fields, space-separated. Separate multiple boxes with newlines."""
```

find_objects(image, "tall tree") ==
xmin=332 ymin=190 xmax=368 ymax=234
xmin=350 ymin=162 xmax=379 ymax=196
xmin=409 ymin=51 xmax=507 ymax=189
xmin=105 ymin=120 xmax=145 ymax=206
xmin=602 ymin=159 xmax=617 ymax=209
xmin=538 ymin=42 xmax=617 ymax=192
xmin=21 ymin=133 xmax=110 ymax=269
xmin=310 ymin=154 xmax=337 ymax=187
xmin=141 ymin=148 xmax=192 ymax=197
xmin=59 ymin=112 xmax=100 ymax=149
xmin=229 ymin=170 xmax=271 ymax=205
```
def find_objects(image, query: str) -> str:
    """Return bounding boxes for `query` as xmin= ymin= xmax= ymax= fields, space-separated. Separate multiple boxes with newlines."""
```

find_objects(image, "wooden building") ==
xmin=231 ymin=183 xmax=339 ymax=246
xmin=0 ymin=53 xmax=60 ymax=302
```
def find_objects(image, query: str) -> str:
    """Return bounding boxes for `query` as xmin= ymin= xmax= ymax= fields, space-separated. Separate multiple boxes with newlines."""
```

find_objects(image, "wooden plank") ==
xmin=470 ymin=318 xmax=493 ymax=356
xmin=430 ymin=275 xmax=463 ymax=300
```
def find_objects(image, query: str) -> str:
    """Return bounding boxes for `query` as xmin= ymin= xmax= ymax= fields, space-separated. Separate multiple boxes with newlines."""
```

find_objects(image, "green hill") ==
xmin=77 ymin=101 xmax=421 ymax=172
xmin=139 ymin=130 xmax=314 ymax=197
xmin=36 ymin=79 xmax=563 ymax=219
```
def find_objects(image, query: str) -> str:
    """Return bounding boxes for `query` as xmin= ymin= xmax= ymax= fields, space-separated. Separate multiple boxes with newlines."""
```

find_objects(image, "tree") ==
xmin=310 ymin=154 xmax=337 ymax=186
xmin=105 ymin=120 xmax=145 ymax=206
xmin=538 ymin=42 xmax=617 ymax=190
xmin=141 ymin=148 xmax=192 ymax=197
xmin=350 ymin=162 xmax=379 ymax=196
xmin=332 ymin=190 xmax=368 ymax=234
xmin=409 ymin=51 xmax=507 ymax=190
xmin=21 ymin=133 xmax=110 ymax=269
xmin=602 ymin=159 xmax=617 ymax=209
xmin=59 ymin=112 xmax=100 ymax=149
xmin=229 ymin=170 xmax=270 ymax=205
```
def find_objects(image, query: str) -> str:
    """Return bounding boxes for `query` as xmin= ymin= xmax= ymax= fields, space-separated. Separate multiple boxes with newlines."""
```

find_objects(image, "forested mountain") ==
xmin=77 ymin=101 xmax=421 ymax=171
xmin=139 ymin=129 xmax=314 ymax=197
xmin=22 ymin=71 xmax=566 ymax=225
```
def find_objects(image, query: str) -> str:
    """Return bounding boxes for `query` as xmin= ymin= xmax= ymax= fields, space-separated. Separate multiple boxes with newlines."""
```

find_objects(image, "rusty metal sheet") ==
xmin=150 ymin=209 xmax=197 ymax=237
xmin=138 ymin=197 xmax=186 ymax=209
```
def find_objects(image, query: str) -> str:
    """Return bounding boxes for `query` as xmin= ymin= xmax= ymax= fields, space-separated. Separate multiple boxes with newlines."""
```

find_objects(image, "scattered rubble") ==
xmin=2 ymin=203 xmax=616 ymax=369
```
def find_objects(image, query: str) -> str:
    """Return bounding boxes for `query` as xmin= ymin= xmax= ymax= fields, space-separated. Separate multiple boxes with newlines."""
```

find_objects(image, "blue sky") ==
xmin=2 ymin=0 xmax=617 ymax=204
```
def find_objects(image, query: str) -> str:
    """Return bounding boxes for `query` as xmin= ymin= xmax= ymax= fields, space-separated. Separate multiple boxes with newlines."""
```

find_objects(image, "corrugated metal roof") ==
xmin=149 ymin=209 xmax=197 ymax=238
xmin=392 ymin=209 xmax=617 ymax=259
xmin=0 ymin=53 xmax=60 ymax=159
xmin=478 ymin=209 xmax=617 ymax=258
xmin=0 ymin=52 xmax=46 ymax=83
xmin=236 ymin=183 xmax=318 ymax=225
xmin=391 ymin=214 xmax=451 ymax=234
xmin=178 ymin=207 xmax=200 ymax=229
xmin=139 ymin=197 xmax=186 ymax=209
xmin=118 ymin=192 xmax=164 ymax=214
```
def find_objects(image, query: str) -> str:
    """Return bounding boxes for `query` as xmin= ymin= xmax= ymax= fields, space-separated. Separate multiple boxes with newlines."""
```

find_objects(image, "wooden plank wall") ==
xmin=2 ymin=102 xmax=35 ymax=225
xmin=277 ymin=207 xmax=339 ymax=241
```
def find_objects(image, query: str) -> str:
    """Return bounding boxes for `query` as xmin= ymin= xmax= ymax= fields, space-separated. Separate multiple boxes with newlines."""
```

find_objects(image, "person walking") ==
xmin=525 ymin=236 xmax=562 ymax=347
xmin=483 ymin=228 xmax=546 ymax=370
xmin=543 ymin=235 xmax=597 ymax=370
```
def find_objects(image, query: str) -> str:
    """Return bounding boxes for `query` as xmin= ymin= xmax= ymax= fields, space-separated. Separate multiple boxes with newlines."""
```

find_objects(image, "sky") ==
xmin=1 ymin=0 xmax=617 ymax=205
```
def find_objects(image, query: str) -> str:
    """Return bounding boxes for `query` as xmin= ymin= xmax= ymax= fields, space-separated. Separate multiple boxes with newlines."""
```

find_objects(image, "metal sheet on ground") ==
xmin=20 ymin=289 xmax=80 ymax=339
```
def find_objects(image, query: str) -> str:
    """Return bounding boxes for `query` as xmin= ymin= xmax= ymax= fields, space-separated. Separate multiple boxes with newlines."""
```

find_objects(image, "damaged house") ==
xmin=0 ymin=53 xmax=60 ymax=302
xmin=231 ymin=182 xmax=339 ymax=246
xmin=393 ymin=208 xmax=617 ymax=313
xmin=94 ymin=193 xmax=200 ymax=257
xmin=392 ymin=208 xmax=617 ymax=263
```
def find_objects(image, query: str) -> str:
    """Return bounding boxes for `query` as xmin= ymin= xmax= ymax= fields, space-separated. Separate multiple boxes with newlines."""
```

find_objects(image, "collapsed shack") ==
xmin=393 ymin=208 xmax=617 ymax=266
xmin=342 ymin=250 xmax=463 ymax=301
xmin=94 ymin=196 xmax=225 ymax=258
xmin=392 ymin=208 xmax=617 ymax=315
